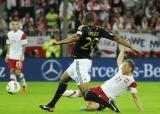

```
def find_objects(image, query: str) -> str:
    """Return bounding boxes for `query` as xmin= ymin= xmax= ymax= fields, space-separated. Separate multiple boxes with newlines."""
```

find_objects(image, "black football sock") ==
xmin=47 ymin=82 xmax=68 ymax=107
xmin=85 ymin=91 xmax=111 ymax=108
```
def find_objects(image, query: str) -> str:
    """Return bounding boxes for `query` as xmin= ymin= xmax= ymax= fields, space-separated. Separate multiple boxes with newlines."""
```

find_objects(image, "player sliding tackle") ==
xmin=40 ymin=12 xmax=143 ymax=112
xmin=63 ymin=47 xmax=144 ymax=111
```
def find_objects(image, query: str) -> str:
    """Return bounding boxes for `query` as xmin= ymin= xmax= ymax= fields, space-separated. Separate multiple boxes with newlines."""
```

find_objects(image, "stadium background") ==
xmin=0 ymin=0 xmax=160 ymax=114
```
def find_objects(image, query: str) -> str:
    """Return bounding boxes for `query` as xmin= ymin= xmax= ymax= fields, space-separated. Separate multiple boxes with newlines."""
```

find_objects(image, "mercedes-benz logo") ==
xmin=41 ymin=59 xmax=62 ymax=81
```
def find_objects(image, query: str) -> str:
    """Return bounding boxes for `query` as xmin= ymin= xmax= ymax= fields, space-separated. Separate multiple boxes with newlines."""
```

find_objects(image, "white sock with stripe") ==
xmin=10 ymin=74 xmax=17 ymax=81
xmin=19 ymin=73 xmax=26 ymax=87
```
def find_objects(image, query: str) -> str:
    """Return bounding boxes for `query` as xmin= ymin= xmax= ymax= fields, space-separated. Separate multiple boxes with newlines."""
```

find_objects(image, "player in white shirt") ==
xmin=63 ymin=47 xmax=144 ymax=112
xmin=5 ymin=19 xmax=27 ymax=92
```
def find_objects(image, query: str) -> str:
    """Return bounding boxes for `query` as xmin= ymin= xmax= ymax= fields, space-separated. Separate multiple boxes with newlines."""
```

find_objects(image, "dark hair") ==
xmin=125 ymin=59 xmax=135 ymax=73
xmin=12 ymin=18 xmax=19 ymax=22
xmin=84 ymin=12 xmax=95 ymax=24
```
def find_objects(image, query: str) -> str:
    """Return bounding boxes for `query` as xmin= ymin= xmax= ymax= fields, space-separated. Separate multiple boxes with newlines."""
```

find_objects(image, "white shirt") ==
xmin=7 ymin=30 xmax=27 ymax=60
xmin=101 ymin=64 xmax=137 ymax=100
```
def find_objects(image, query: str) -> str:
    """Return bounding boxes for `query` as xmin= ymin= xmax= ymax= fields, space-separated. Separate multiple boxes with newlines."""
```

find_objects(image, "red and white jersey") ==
xmin=101 ymin=64 xmax=137 ymax=100
xmin=7 ymin=30 xmax=27 ymax=60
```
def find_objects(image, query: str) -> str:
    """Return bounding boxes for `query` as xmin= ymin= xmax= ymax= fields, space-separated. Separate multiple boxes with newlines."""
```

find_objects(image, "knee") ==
xmin=10 ymin=69 xmax=14 ymax=74
xmin=60 ymin=76 xmax=65 ymax=82
xmin=15 ymin=70 xmax=21 ymax=76
xmin=60 ymin=76 xmax=68 ymax=83
xmin=59 ymin=72 xmax=71 ymax=83
xmin=86 ymin=103 xmax=100 ymax=111
xmin=83 ymin=89 xmax=90 ymax=101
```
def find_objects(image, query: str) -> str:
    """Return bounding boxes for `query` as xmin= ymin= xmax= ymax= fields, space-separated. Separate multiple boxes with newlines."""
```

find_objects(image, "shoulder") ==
xmin=128 ymin=77 xmax=137 ymax=88
xmin=76 ymin=25 xmax=86 ymax=35
xmin=77 ymin=25 xmax=86 ymax=31
xmin=18 ymin=30 xmax=25 ymax=34
xmin=98 ymin=27 xmax=107 ymax=34
xmin=97 ymin=26 xmax=105 ymax=30
xmin=98 ymin=26 xmax=104 ymax=29
xmin=7 ymin=31 xmax=13 ymax=38
xmin=18 ymin=30 xmax=26 ymax=37
xmin=129 ymin=82 xmax=137 ymax=90
xmin=8 ymin=31 xmax=13 ymax=35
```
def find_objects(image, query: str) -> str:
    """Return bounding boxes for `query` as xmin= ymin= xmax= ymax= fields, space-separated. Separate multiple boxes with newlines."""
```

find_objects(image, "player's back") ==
xmin=101 ymin=65 xmax=136 ymax=100
xmin=73 ymin=25 xmax=114 ymax=59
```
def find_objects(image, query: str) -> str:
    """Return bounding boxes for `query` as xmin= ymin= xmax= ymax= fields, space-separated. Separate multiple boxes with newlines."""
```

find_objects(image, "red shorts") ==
xmin=90 ymin=86 xmax=109 ymax=101
xmin=7 ymin=59 xmax=23 ymax=71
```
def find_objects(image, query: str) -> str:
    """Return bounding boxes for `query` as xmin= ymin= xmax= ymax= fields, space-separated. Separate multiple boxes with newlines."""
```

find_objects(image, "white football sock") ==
xmin=63 ymin=90 xmax=81 ymax=97
xmin=19 ymin=73 xmax=27 ymax=87
xmin=10 ymin=74 xmax=17 ymax=81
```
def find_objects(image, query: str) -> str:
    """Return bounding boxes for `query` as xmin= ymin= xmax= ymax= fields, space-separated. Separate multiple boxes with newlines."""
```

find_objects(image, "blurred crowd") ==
xmin=0 ymin=0 xmax=160 ymax=35
xmin=0 ymin=0 xmax=160 ymax=58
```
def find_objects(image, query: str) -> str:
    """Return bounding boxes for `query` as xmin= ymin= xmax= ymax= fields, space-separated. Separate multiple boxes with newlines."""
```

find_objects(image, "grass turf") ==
xmin=0 ymin=82 xmax=160 ymax=114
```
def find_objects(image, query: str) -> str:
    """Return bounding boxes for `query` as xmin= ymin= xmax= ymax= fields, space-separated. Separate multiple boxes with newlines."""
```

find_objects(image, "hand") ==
xmin=52 ymin=40 xmax=60 ymax=45
xmin=131 ymin=48 xmax=143 ymax=56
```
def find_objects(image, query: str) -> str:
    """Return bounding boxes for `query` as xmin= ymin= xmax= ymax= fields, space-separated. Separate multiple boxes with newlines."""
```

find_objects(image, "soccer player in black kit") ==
xmin=39 ymin=12 xmax=142 ymax=112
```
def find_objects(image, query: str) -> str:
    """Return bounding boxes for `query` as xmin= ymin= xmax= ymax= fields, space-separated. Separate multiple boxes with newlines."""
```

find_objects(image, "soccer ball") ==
xmin=6 ymin=81 xmax=20 ymax=94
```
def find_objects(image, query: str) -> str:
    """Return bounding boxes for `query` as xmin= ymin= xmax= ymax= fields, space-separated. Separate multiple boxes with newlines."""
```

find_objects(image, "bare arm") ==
xmin=114 ymin=37 xmax=132 ymax=49
xmin=132 ymin=93 xmax=144 ymax=111
xmin=6 ymin=44 xmax=10 ymax=56
xmin=117 ymin=47 xmax=125 ymax=66
xmin=114 ymin=37 xmax=143 ymax=55
xmin=53 ymin=34 xmax=80 ymax=45
xmin=5 ymin=44 xmax=10 ymax=63
xmin=20 ymin=45 xmax=26 ymax=61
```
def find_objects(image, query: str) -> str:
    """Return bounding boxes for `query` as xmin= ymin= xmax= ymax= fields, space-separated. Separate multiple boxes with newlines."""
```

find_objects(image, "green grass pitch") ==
xmin=0 ymin=82 xmax=160 ymax=114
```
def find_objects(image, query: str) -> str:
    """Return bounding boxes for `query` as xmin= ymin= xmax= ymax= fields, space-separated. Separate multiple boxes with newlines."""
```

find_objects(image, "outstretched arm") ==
xmin=114 ymin=37 xmax=143 ymax=55
xmin=114 ymin=37 xmax=132 ymax=49
xmin=117 ymin=47 xmax=125 ymax=66
xmin=53 ymin=34 xmax=80 ymax=45
xmin=132 ymin=93 xmax=144 ymax=111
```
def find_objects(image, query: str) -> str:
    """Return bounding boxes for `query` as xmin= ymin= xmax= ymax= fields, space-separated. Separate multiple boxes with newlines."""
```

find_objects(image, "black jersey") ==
xmin=73 ymin=25 xmax=115 ymax=59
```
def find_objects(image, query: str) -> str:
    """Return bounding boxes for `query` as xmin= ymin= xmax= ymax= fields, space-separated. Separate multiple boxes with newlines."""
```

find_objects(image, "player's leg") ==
xmin=78 ymin=83 xmax=108 ymax=107
xmin=75 ymin=59 xmax=120 ymax=112
xmin=86 ymin=101 xmax=99 ymax=111
xmin=63 ymin=90 xmax=82 ymax=97
xmin=62 ymin=89 xmax=99 ymax=111
xmin=16 ymin=72 xmax=27 ymax=92
xmin=15 ymin=60 xmax=27 ymax=92
xmin=40 ymin=61 xmax=76 ymax=112
xmin=7 ymin=59 xmax=17 ymax=81
xmin=80 ymin=101 xmax=100 ymax=111
xmin=47 ymin=71 xmax=71 ymax=107
xmin=84 ymin=88 xmax=120 ymax=112
xmin=73 ymin=59 xmax=115 ymax=111
xmin=10 ymin=69 xmax=17 ymax=81
xmin=40 ymin=71 xmax=72 ymax=112
xmin=77 ymin=82 xmax=119 ymax=112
